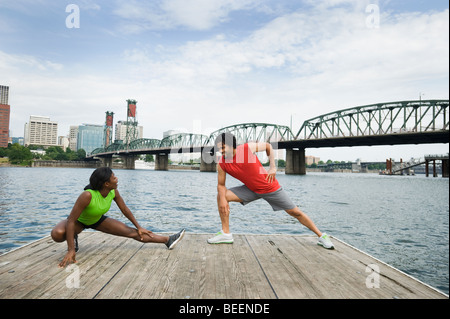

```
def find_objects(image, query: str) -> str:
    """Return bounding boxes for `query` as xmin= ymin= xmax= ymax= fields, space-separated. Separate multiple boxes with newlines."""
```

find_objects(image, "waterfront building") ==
xmin=0 ymin=105 xmax=9 ymax=148
xmin=69 ymin=125 xmax=79 ymax=150
xmin=24 ymin=115 xmax=58 ymax=147
xmin=77 ymin=124 xmax=104 ymax=155
xmin=0 ymin=85 xmax=8 ymax=105
xmin=0 ymin=85 xmax=10 ymax=148
xmin=305 ymin=156 xmax=320 ymax=166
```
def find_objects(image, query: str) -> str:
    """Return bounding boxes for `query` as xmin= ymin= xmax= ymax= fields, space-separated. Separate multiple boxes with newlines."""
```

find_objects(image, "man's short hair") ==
xmin=214 ymin=132 xmax=237 ymax=149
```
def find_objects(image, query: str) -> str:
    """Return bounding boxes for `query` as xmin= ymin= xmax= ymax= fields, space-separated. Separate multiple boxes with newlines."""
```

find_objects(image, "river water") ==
xmin=0 ymin=167 xmax=448 ymax=295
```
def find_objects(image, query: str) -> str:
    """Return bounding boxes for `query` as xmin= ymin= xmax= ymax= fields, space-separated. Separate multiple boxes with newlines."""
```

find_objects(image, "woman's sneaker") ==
xmin=317 ymin=233 xmax=334 ymax=249
xmin=207 ymin=230 xmax=234 ymax=244
xmin=166 ymin=229 xmax=185 ymax=250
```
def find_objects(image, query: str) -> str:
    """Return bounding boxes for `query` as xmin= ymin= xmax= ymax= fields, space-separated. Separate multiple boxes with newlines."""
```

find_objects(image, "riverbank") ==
xmin=31 ymin=160 xmax=102 ymax=169
xmin=0 ymin=160 xmax=431 ymax=175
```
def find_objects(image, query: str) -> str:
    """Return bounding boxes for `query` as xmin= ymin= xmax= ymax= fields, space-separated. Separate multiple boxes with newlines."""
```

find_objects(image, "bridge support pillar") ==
xmin=443 ymin=159 xmax=449 ymax=178
xmin=200 ymin=158 xmax=216 ymax=172
xmin=200 ymin=147 xmax=217 ymax=172
xmin=121 ymin=155 xmax=137 ymax=169
xmin=155 ymin=153 xmax=169 ymax=171
xmin=100 ymin=157 xmax=113 ymax=168
xmin=285 ymin=148 xmax=306 ymax=175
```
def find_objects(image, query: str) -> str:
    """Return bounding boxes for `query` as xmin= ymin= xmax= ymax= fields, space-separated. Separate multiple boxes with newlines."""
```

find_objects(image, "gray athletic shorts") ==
xmin=228 ymin=185 xmax=297 ymax=211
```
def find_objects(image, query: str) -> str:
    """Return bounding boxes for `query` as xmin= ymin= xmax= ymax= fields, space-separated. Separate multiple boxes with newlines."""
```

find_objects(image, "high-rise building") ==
xmin=0 ymin=104 xmax=10 ymax=148
xmin=305 ymin=156 xmax=321 ymax=166
xmin=77 ymin=124 xmax=104 ymax=155
xmin=0 ymin=85 xmax=10 ymax=148
xmin=0 ymin=85 xmax=9 ymax=105
xmin=69 ymin=126 xmax=79 ymax=150
xmin=24 ymin=116 xmax=58 ymax=147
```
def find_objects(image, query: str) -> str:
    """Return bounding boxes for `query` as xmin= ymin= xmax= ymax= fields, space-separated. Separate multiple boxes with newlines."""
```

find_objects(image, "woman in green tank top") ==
xmin=51 ymin=167 xmax=185 ymax=268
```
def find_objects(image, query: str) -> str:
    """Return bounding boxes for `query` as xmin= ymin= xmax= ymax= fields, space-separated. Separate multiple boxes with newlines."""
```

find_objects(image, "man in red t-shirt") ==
xmin=207 ymin=132 xmax=334 ymax=249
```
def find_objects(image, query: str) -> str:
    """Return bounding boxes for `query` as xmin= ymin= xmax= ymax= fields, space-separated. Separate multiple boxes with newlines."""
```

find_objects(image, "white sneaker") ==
xmin=317 ymin=233 xmax=334 ymax=249
xmin=207 ymin=230 xmax=234 ymax=244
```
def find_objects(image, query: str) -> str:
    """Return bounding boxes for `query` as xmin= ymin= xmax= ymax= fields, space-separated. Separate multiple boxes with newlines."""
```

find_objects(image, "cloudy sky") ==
xmin=1 ymin=0 xmax=448 ymax=161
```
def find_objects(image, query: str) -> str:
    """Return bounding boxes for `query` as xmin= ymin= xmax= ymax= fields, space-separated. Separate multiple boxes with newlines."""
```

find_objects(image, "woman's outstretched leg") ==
xmin=95 ymin=217 xmax=169 ymax=243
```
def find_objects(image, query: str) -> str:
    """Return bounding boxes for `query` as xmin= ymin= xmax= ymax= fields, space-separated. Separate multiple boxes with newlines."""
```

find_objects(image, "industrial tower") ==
xmin=125 ymin=99 xmax=138 ymax=147
xmin=104 ymin=111 xmax=114 ymax=148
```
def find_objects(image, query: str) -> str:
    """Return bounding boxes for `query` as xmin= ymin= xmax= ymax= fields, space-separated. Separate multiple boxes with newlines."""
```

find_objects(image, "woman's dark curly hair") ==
xmin=84 ymin=167 xmax=113 ymax=191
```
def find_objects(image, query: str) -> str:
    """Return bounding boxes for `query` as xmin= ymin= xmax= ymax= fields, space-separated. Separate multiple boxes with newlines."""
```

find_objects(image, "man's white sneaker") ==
xmin=317 ymin=233 xmax=334 ymax=249
xmin=207 ymin=230 xmax=234 ymax=244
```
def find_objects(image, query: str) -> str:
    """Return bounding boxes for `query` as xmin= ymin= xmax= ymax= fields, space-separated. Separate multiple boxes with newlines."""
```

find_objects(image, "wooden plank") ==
xmin=0 ymin=232 xmax=94 ymax=298
xmin=0 ymin=232 xmax=447 ymax=299
xmin=48 ymin=234 xmax=144 ymax=299
xmin=93 ymin=236 xmax=178 ymax=299
xmin=245 ymin=234 xmax=326 ymax=298
xmin=94 ymin=234 xmax=276 ymax=299
xmin=243 ymin=234 xmax=447 ymax=299
xmin=330 ymin=236 xmax=446 ymax=299
xmin=0 ymin=232 xmax=143 ymax=299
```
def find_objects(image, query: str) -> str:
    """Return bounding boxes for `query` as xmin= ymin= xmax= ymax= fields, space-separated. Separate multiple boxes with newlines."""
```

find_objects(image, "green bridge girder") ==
xmin=205 ymin=123 xmax=294 ymax=146
xmin=160 ymin=133 xmax=209 ymax=148
xmin=129 ymin=138 xmax=162 ymax=150
xmin=295 ymin=100 xmax=449 ymax=140
xmin=88 ymin=99 xmax=449 ymax=158
xmin=90 ymin=124 xmax=294 ymax=156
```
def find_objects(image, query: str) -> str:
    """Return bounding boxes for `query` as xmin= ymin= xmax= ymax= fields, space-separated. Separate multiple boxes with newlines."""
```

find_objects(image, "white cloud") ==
xmin=122 ymin=6 xmax=448 ymax=88
xmin=78 ymin=1 xmax=101 ymax=11
xmin=113 ymin=0 xmax=261 ymax=32
xmin=2 ymin=1 xmax=448 ymax=160
xmin=0 ymin=51 xmax=63 ymax=72
xmin=161 ymin=0 xmax=259 ymax=29
xmin=116 ymin=3 xmax=449 ymax=139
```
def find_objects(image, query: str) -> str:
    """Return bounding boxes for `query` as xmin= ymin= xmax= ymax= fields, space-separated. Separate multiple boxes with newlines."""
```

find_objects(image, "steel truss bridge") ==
xmin=88 ymin=99 xmax=449 ymax=159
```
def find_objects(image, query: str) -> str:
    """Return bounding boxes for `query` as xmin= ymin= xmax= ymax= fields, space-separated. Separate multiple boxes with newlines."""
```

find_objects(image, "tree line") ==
xmin=0 ymin=143 xmax=86 ymax=165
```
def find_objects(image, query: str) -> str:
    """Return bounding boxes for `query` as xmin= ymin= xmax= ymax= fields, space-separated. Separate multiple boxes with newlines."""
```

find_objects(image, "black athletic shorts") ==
xmin=79 ymin=215 xmax=109 ymax=229
xmin=68 ymin=215 xmax=109 ymax=229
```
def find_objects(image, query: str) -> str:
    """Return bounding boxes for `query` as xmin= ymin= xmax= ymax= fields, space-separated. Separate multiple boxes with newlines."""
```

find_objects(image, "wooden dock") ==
xmin=0 ymin=232 xmax=447 ymax=299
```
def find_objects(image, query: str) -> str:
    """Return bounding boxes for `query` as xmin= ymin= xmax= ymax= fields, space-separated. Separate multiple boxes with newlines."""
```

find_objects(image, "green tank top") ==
xmin=77 ymin=189 xmax=115 ymax=226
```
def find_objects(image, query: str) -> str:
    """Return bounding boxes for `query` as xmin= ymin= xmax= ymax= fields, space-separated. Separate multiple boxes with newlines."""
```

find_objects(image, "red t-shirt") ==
xmin=218 ymin=143 xmax=281 ymax=194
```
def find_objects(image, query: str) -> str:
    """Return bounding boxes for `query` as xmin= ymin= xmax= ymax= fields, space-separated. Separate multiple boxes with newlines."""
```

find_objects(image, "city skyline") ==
xmin=1 ymin=0 xmax=448 ymax=161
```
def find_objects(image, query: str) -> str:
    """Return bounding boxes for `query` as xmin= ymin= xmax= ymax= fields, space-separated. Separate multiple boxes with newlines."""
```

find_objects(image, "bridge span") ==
xmin=87 ymin=100 xmax=449 ymax=174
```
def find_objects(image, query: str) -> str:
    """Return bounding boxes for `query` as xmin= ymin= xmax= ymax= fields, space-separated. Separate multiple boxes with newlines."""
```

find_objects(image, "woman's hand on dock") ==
xmin=58 ymin=250 xmax=77 ymax=268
